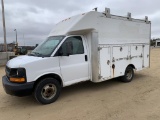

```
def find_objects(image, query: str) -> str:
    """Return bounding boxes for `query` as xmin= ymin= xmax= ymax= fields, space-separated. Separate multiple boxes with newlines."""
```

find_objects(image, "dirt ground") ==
xmin=1 ymin=48 xmax=160 ymax=120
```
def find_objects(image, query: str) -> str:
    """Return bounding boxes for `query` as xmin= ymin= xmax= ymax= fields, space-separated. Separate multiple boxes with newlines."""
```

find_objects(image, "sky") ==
xmin=0 ymin=0 xmax=160 ymax=46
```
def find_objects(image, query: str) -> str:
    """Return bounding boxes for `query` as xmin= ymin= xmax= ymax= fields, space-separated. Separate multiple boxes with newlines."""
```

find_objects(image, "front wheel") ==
xmin=121 ymin=66 xmax=134 ymax=82
xmin=34 ymin=78 xmax=61 ymax=104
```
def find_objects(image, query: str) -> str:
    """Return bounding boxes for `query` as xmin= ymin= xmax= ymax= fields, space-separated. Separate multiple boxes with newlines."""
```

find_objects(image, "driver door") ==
xmin=57 ymin=36 xmax=89 ymax=85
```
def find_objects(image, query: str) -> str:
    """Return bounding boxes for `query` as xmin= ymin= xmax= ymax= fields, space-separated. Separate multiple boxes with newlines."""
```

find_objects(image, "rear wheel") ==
xmin=34 ymin=78 xmax=61 ymax=104
xmin=121 ymin=66 xmax=134 ymax=82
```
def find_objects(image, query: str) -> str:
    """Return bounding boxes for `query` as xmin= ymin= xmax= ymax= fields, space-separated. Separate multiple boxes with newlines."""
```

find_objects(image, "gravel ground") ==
xmin=0 ymin=48 xmax=160 ymax=120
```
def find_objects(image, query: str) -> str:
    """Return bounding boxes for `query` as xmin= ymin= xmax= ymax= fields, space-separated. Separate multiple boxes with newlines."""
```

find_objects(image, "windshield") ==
xmin=29 ymin=36 xmax=65 ymax=57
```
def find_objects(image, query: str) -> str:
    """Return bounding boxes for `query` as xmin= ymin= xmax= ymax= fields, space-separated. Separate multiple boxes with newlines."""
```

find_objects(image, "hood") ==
xmin=6 ymin=55 xmax=44 ymax=68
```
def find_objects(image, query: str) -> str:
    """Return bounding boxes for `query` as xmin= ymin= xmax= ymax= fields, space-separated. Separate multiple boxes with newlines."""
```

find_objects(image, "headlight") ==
xmin=9 ymin=68 xmax=26 ymax=83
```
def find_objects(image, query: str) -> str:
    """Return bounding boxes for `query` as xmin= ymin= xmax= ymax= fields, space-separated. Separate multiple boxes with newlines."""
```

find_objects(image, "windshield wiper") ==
xmin=28 ymin=53 xmax=35 ymax=56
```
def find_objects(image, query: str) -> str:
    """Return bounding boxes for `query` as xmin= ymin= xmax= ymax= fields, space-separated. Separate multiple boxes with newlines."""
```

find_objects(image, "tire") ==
xmin=121 ymin=66 xmax=134 ymax=82
xmin=34 ymin=78 xmax=61 ymax=104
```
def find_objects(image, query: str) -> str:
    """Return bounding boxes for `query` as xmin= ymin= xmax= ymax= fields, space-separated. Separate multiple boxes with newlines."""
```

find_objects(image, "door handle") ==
xmin=85 ymin=55 xmax=88 ymax=61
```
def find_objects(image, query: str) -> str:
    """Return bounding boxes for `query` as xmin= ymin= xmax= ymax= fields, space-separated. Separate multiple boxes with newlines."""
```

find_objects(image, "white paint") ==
xmin=59 ymin=36 xmax=89 ymax=86
xmin=50 ymin=11 xmax=150 ymax=45
xmin=7 ymin=55 xmax=62 ymax=84
xmin=99 ymin=47 xmax=111 ymax=80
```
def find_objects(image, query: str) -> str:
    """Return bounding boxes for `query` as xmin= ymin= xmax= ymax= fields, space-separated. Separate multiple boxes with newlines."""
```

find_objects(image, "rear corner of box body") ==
xmin=90 ymin=30 xmax=100 ymax=82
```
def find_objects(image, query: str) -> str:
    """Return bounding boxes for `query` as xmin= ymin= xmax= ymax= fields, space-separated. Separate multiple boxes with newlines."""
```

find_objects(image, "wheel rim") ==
xmin=126 ymin=69 xmax=132 ymax=80
xmin=41 ymin=84 xmax=57 ymax=100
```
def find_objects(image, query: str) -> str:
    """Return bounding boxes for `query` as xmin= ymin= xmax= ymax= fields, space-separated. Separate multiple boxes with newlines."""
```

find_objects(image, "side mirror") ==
xmin=58 ymin=47 xmax=63 ymax=56
xmin=57 ymin=41 xmax=73 ymax=56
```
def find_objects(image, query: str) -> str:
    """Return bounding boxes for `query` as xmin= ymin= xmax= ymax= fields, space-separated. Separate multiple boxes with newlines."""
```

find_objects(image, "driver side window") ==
xmin=60 ymin=36 xmax=84 ymax=56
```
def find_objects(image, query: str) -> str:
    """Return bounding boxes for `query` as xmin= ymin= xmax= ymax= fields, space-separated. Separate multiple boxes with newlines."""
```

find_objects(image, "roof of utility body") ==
xmin=49 ymin=12 xmax=93 ymax=36
xmin=49 ymin=11 xmax=151 ymax=44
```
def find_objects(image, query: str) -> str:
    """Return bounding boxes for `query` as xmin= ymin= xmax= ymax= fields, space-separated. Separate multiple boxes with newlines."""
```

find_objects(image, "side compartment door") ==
xmin=99 ymin=47 xmax=111 ymax=80
xmin=112 ymin=46 xmax=129 ymax=77
xmin=58 ymin=36 xmax=89 ymax=84
xmin=143 ymin=45 xmax=150 ymax=68
xmin=131 ymin=45 xmax=143 ymax=70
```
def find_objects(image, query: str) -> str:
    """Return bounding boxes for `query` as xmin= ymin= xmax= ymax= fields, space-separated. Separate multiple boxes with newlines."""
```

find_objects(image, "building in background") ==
xmin=0 ymin=43 xmax=36 ymax=52
xmin=0 ymin=43 xmax=15 ymax=52
xmin=155 ymin=39 xmax=160 ymax=47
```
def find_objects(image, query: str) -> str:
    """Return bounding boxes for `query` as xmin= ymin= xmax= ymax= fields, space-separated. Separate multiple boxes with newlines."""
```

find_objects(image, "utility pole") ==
xmin=1 ymin=0 xmax=7 ymax=52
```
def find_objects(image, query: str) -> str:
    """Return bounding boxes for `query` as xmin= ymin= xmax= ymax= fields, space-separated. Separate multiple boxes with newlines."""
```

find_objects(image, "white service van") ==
xmin=2 ymin=8 xmax=151 ymax=104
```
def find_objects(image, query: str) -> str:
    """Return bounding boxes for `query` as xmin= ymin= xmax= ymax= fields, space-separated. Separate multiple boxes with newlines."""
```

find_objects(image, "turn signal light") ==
xmin=10 ymin=77 xmax=25 ymax=83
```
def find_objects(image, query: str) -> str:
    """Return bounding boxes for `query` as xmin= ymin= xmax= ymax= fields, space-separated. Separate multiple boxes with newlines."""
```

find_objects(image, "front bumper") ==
xmin=2 ymin=76 xmax=34 ymax=97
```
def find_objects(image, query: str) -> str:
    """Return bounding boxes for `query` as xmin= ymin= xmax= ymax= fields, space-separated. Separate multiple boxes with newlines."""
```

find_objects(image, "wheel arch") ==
xmin=124 ymin=64 xmax=135 ymax=75
xmin=127 ymin=64 xmax=135 ymax=69
xmin=120 ymin=64 xmax=135 ymax=82
xmin=33 ymin=73 xmax=63 ymax=89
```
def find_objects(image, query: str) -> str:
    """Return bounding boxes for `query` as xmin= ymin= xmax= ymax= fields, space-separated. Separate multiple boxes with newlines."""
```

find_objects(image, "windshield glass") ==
xmin=29 ymin=36 xmax=65 ymax=57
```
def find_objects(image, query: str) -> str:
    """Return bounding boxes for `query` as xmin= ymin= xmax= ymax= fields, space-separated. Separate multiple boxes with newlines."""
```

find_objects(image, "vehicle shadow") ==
xmin=59 ymin=73 xmax=146 ymax=100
